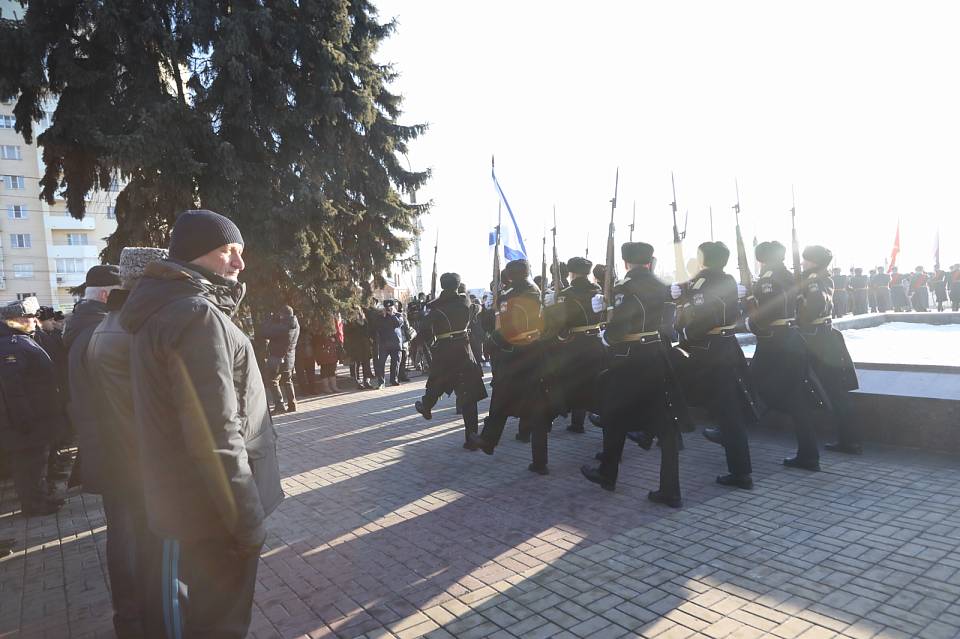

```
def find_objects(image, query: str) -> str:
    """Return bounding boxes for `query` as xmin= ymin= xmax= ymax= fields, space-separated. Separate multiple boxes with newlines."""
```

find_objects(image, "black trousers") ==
xmin=571 ymin=409 xmax=586 ymax=428
xmin=102 ymin=490 xmax=165 ymax=639
xmin=159 ymin=538 xmax=262 ymax=639
xmin=10 ymin=445 xmax=48 ymax=510
xmin=600 ymin=426 xmax=680 ymax=497
xmin=708 ymin=395 xmax=753 ymax=477
xmin=787 ymin=392 xmax=820 ymax=463
xmin=295 ymin=362 xmax=315 ymax=390
xmin=825 ymin=387 xmax=858 ymax=447
xmin=481 ymin=413 xmax=548 ymax=468
xmin=350 ymin=359 xmax=374 ymax=381
xmin=422 ymin=390 xmax=479 ymax=441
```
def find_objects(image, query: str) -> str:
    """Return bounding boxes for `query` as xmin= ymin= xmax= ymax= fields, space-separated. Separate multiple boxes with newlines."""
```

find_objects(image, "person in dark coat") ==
xmin=931 ymin=270 xmax=948 ymax=312
xmin=673 ymin=242 xmax=757 ymax=490
xmin=118 ymin=210 xmax=283 ymax=639
xmin=35 ymin=306 xmax=71 ymax=478
xmin=831 ymin=268 xmax=849 ymax=318
xmin=373 ymin=300 xmax=404 ymax=388
xmin=889 ymin=266 xmax=909 ymax=312
xmin=414 ymin=273 xmax=488 ymax=444
xmin=313 ymin=324 xmax=342 ymax=393
xmin=748 ymin=241 xmax=829 ymax=471
xmin=259 ymin=305 xmax=300 ymax=414
xmin=86 ymin=248 xmax=169 ymax=639
xmin=294 ymin=321 xmax=316 ymax=395
xmin=909 ymin=266 xmax=930 ymax=311
xmin=467 ymin=260 xmax=553 ymax=474
xmin=850 ymin=267 xmax=869 ymax=315
xmin=580 ymin=243 xmax=691 ymax=506
xmin=343 ymin=306 xmax=374 ymax=388
xmin=797 ymin=246 xmax=861 ymax=455
xmin=871 ymin=267 xmax=891 ymax=312
xmin=467 ymin=295 xmax=485 ymax=365
xmin=543 ymin=256 xmax=604 ymax=433
xmin=949 ymin=264 xmax=960 ymax=312
xmin=0 ymin=297 xmax=65 ymax=516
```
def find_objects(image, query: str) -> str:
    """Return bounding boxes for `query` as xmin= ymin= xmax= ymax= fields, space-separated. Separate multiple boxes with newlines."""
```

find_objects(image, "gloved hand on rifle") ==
xmin=591 ymin=294 xmax=605 ymax=313
xmin=670 ymin=283 xmax=682 ymax=300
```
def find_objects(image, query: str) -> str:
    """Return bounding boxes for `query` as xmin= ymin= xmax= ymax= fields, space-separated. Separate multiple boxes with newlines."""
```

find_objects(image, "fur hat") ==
xmin=119 ymin=247 xmax=169 ymax=288
xmin=755 ymin=241 xmax=786 ymax=263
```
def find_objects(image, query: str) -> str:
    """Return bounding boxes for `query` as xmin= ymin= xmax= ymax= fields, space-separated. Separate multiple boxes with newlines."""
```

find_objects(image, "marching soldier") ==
xmin=414 ymin=273 xmax=488 ymax=445
xmin=580 ymin=242 xmax=690 ymax=507
xmin=673 ymin=242 xmax=757 ymax=489
xmin=749 ymin=241 xmax=827 ymax=471
xmin=931 ymin=270 xmax=948 ymax=312
xmin=871 ymin=267 xmax=891 ymax=312
xmin=889 ymin=266 xmax=909 ymax=312
xmin=949 ymin=264 xmax=960 ymax=312
xmin=797 ymin=247 xmax=862 ymax=454
xmin=467 ymin=260 xmax=552 ymax=474
xmin=543 ymin=256 xmax=605 ymax=433
xmin=850 ymin=267 xmax=869 ymax=315
xmin=910 ymin=266 xmax=930 ymax=311
xmin=832 ymin=267 xmax=849 ymax=318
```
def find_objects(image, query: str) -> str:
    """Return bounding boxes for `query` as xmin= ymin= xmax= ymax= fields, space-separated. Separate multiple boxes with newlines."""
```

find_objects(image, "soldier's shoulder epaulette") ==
xmin=691 ymin=278 xmax=706 ymax=290
xmin=808 ymin=272 xmax=818 ymax=279
xmin=615 ymin=276 xmax=631 ymax=286
xmin=760 ymin=271 xmax=773 ymax=279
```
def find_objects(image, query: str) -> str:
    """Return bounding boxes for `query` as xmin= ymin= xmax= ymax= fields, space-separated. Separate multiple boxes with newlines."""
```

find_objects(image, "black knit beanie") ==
xmin=169 ymin=210 xmax=244 ymax=262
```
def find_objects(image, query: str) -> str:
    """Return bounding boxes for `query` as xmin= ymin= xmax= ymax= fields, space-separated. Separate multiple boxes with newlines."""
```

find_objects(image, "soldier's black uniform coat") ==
xmin=749 ymin=263 xmax=827 ymax=463
xmin=832 ymin=272 xmax=850 ymax=317
xmin=798 ymin=268 xmax=860 ymax=447
xmin=599 ymin=267 xmax=689 ymax=435
xmin=421 ymin=290 xmax=487 ymax=405
xmin=542 ymin=276 xmax=605 ymax=416
xmin=675 ymin=267 xmax=756 ymax=476
xmin=850 ymin=273 xmax=870 ymax=315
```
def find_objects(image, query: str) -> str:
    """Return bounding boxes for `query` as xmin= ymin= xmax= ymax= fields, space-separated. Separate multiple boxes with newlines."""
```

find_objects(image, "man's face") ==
xmin=40 ymin=319 xmax=55 ymax=332
xmin=6 ymin=317 xmax=37 ymax=333
xmin=191 ymin=243 xmax=245 ymax=281
xmin=385 ymin=305 xmax=396 ymax=315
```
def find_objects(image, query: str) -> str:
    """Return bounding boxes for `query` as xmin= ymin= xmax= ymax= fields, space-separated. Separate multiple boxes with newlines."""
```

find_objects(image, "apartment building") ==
xmin=0 ymin=99 xmax=118 ymax=310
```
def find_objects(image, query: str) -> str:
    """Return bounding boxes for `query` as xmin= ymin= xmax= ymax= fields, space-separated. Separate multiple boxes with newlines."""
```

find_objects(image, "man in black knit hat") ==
xmin=119 ymin=210 xmax=283 ymax=639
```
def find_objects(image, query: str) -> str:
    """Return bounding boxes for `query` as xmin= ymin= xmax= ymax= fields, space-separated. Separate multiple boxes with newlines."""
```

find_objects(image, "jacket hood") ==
xmin=63 ymin=298 xmax=109 ymax=351
xmin=119 ymin=260 xmax=246 ymax=334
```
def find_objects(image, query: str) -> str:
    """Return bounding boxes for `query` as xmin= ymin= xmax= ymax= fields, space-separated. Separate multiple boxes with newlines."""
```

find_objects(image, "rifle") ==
xmin=670 ymin=172 xmax=688 ymax=283
xmin=585 ymin=233 xmax=590 ymax=261
xmin=790 ymin=185 xmax=802 ymax=288
xmin=709 ymin=205 xmax=714 ymax=241
xmin=629 ymin=201 xmax=636 ymax=242
xmin=429 ymin=230 xmax=439 ymax=299
xmin=604 ymin=168 xmax=619 ymax=321
xmin=551 ymin=206 xmax=561 ymax=289
xmin=733 ymin=180 xmax=753 ymax=287
xmin=540 ymin=225 xmax=547 ymax=303
xmin=492 ymin=202 xmax=502 ymax=324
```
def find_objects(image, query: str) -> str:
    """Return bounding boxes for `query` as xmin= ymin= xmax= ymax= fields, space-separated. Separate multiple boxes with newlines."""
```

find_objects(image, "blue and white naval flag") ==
xmin=490 ymin=160 xmax=528 ymax=261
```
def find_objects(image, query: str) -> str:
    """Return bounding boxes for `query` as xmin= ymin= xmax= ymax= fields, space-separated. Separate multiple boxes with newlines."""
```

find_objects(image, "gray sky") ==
xmin=377 ymin=0 xmax=960 ymax=288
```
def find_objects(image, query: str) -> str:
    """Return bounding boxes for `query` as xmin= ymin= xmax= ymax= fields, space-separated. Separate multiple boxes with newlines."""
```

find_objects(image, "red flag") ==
xmin=887 ymin=222 xmax=900 ymax=273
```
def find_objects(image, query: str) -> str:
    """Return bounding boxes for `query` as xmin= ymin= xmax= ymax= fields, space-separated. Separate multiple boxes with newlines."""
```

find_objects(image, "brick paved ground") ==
xmin=2 ymin=369 xmax=959 ymax=638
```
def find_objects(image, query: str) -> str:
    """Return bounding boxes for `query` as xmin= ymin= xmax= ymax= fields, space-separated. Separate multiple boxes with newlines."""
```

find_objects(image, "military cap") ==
xmin=802 ymin=245 xmax=833 ymax=268
xmin=567 ymin=257 xmax=592 ymax=275
xmin=755 ymin=241 xmax=786 ymax=263
xmin=383 ymin=299 xmax=396 ymax=308
xmin=504 ymin=259 xmax=531 ymax=281
xmin=85 ymin=264 xmax=121 ymax=287
xmin=440 ymin=272 xmax=462 ymax=291
xmin=1 ymin=296 xmax=40 ymax=320
xmin=698 ymin=241 xmax=731 ymax=269
xmin=622 ymin=242 xmax=654 ymax=264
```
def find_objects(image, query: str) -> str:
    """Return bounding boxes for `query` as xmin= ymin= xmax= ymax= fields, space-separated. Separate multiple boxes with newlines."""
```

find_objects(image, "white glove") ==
xmin=670 ymin=283 xmax=682 ymax=300
xmin=544 ymin=291 xmax=557 ymax=306
xmin=599 ymin=329 xmax=610 ymax=347
xmin=737 ymin=284 xmax=748 ymax=300
xmin=591 ymin=294 xmax=605 ymax=313
xmin=744 ymin=317 xmax=752 ymax=332
xmin=483 ymin=295 xmax=493 ymax=309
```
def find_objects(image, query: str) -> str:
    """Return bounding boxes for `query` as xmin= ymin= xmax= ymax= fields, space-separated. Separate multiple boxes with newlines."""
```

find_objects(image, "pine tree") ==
xmin=0 ymin=0 xmax=427 ymax=317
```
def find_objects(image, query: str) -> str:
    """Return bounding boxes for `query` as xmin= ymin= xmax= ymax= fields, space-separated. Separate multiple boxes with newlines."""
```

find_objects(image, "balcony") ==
xmin=44 ymin=214 xmax=96 ymax=231
xmin=49 ymin=244 xmax=99 ymax=260
xmin=54 ymin=272 xmax=85 ymax=287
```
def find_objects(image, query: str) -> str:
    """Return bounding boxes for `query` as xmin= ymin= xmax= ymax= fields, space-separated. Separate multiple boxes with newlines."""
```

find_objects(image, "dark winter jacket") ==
xmin=373 ymin=312 xmax=404 ymax=352
xmin=65 ymin=298 xmax=110 ymax=494
xmin=118 ymin=260 xmax=283 ymax=545
xmin=260 ymin=313 xmax=300 ymax=372
xmin=83 ymin=290 xmax=141 ymax=497
xmin=0 ymin=323 xmax=65 ymax=450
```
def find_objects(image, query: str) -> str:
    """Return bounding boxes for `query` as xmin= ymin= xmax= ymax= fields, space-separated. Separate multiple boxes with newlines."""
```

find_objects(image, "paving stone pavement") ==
xmin=2 ymin=369 xmax=959 ymax=639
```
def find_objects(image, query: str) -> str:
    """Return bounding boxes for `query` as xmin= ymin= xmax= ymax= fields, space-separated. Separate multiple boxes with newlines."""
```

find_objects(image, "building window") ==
xmin=13 ymin=264 xmax=33 ymax=279
xmin=0 ymin=145 xmax=21 ymax=160
xmin=55 ymin=258 xmax=85 ymax=274
xmin=10 ymin=233 xmax=31 ymax=248
xmin=65 ymin=233 xmax=88 ymax=246
xmin=16 ymin=293 xmax=37 ymax=301
xmin=106 ymin=206 xmax=116 ymax=219
xmin=7 ymin=204 xmax=27 ymax=219
xmin=1 ymin=175 xmax=26 ymax=189
xmin=0 ymin=115 xmax=14 ymax=129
